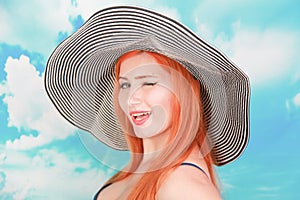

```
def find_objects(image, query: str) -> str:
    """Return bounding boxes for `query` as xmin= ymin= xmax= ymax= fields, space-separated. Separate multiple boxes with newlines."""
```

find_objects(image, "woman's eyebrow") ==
xmin=118 ymin=77 xmax=128 ymax=81
xmin=119 ymin=75 xmax=158 ymax=81
xmin=119 ymin=75 xmax=158 ymax=80
xmin=134 ymin=75 xmax=158 ymax=79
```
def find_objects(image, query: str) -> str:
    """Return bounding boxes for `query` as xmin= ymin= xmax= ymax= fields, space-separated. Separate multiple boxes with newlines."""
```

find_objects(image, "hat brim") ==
xmin=45 ymin=6 xmax=250 ymax=166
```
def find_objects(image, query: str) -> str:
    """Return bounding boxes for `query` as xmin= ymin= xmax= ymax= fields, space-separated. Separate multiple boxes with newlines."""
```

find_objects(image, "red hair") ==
xmin=108 ymin=50 xmax=218 ymax=199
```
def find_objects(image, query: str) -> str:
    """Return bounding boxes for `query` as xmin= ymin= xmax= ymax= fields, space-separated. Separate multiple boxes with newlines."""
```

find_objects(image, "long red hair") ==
xmin=107 ymin=50 xmax=218 ymax=199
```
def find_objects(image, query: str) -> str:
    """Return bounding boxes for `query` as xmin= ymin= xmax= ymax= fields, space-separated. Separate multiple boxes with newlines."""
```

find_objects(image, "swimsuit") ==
xmin=93 ymin=162 xmax=207 ymax=200
xmin=94 ymin=183 xmax=113 ymax=200
xmin=180 ymin=162 xmax=207 ymax=176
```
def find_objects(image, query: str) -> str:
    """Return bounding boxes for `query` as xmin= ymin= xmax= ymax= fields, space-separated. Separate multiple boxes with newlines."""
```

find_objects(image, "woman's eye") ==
xmin=120 ymin=82 xmax=130 ymax=89
xmin=143 ymin=82 xmax=157 ymax=86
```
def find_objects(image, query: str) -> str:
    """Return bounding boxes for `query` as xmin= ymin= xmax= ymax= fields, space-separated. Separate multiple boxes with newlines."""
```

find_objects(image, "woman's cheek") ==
xmin=149 ymin=87 xmax=170 ymax=102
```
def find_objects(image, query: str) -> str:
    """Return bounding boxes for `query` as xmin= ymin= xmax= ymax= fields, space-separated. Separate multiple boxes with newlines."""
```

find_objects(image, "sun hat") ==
xmin=44 ymin=6 xmax=250 ymax=166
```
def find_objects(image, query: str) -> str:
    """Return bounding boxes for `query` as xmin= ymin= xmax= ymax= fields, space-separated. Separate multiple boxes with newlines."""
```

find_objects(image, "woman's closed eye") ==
xmin=143 ymin=82 xmax=157 ymax=86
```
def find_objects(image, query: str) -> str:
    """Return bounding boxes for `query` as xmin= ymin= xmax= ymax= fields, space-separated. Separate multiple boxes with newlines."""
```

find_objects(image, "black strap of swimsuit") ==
xmin=180 ymin=162 xmax=208 ymax=177
xmin=94 ymin=163 xmax=207 ymax=199
xmin=93 ymin=183 xmax=112 ymax=200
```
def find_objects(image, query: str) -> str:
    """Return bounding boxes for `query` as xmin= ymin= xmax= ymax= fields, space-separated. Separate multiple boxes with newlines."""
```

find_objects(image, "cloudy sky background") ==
xmin=0 ymin=0 xmax=299 ymax=199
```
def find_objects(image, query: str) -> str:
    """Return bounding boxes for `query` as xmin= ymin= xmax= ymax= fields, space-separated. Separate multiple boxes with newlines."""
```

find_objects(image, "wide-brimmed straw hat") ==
xmin=45 ymin=6 xmax=250 ymax=166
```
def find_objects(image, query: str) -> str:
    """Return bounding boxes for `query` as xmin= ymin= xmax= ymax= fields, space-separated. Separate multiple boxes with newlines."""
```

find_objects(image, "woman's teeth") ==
xmin=132 ymin=112 xmax=151 ymax=120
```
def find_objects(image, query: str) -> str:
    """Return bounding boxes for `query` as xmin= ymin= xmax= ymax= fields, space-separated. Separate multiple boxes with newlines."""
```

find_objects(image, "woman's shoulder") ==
xmin=156 ymin=163 xmax=222 ymax=200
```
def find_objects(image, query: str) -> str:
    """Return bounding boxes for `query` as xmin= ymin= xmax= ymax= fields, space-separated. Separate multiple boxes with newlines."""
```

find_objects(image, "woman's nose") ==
xmin=128 ymin=87 xmax=143 ymax=105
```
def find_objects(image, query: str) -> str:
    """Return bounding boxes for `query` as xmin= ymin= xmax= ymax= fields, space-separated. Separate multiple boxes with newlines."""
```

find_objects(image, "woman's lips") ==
xmin=130 ymin=111 xmax=151 ymax=126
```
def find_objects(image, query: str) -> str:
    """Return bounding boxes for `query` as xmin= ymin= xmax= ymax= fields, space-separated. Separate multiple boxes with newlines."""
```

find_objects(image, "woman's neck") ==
xmin=141 ymin=129 xmax=171 ymax=154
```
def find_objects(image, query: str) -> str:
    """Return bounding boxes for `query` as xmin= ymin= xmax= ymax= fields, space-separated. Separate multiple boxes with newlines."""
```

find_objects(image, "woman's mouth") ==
xmin=130 ymin=111 xmax=151 ymax=126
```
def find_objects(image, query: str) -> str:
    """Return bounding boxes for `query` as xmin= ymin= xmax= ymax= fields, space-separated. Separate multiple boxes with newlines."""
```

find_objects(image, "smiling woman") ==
xmin=97 ymin=50 xmax=220 ymax=199
xmin=44 ymin=6 xmax=250 ymax=200
xmin=117 ymin=52 xmax=175 ymax=140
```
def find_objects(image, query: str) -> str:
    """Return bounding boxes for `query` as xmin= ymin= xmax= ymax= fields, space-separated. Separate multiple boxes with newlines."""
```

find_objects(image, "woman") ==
xmin=96 ymin=50 xmax=220 ymax=199
xmin=45 ymin=6 xmax=250 ymax=200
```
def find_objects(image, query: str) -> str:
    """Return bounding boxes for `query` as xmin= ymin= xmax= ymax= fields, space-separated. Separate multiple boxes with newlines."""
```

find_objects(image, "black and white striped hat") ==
xmin=45 ymin=6 xmax=250 ymax=166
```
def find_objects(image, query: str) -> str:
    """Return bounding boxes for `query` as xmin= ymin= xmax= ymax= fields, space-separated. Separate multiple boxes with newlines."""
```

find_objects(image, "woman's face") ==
xmin=118 ymin=53 xmax=175 ymax=139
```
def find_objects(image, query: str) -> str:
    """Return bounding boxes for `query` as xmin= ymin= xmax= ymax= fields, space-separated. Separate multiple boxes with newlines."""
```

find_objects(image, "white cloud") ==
xmin=0 ymin=146 xmax=108 ymax=199
xmin=192 ymin=0 xmax=300 ymax=86
xmin=196 ymin=20 xmax=300 ymax=85
xmin=229 ymin=26 xmax=299 ymax=85
xmin=0 ymin=0 xmax=75 ymax=56
xmin=74 ymin=0 xmax=136 ymax=20
xmin=293 ymin=93 xmax=300 ymax=107
xmin=73 ymin=0 xmax=180 ymax=21
xmin=257 ymin=186 xmax=281 ymax=192
xmin=194 ymin=17 xmax=214 ymax=42
xmin=0 ymin=0 xmax=181 ymax=57
xmin=0 ymin=55 xmax=76 ymax=149
xmin=285 ymin=93 xmax=300 ymax=121
xmin=0 ymin=153 xmax=7 ymax=165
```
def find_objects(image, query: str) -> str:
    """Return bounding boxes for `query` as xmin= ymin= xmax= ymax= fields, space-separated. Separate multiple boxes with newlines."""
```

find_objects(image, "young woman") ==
xmin=45 ymin=6 xmax=250 ymax=200
xmin=94 ymin=50 xmax=221 ymax=199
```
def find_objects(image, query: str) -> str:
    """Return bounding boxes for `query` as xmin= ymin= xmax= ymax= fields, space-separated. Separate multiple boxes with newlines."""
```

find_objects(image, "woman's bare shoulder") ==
xmin=156 ymin=164 xmax=222 ymax=200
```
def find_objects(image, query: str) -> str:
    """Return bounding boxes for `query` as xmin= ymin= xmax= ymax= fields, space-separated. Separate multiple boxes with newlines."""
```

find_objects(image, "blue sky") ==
xmin=0 ymin=0 xmax=299 ymax=199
